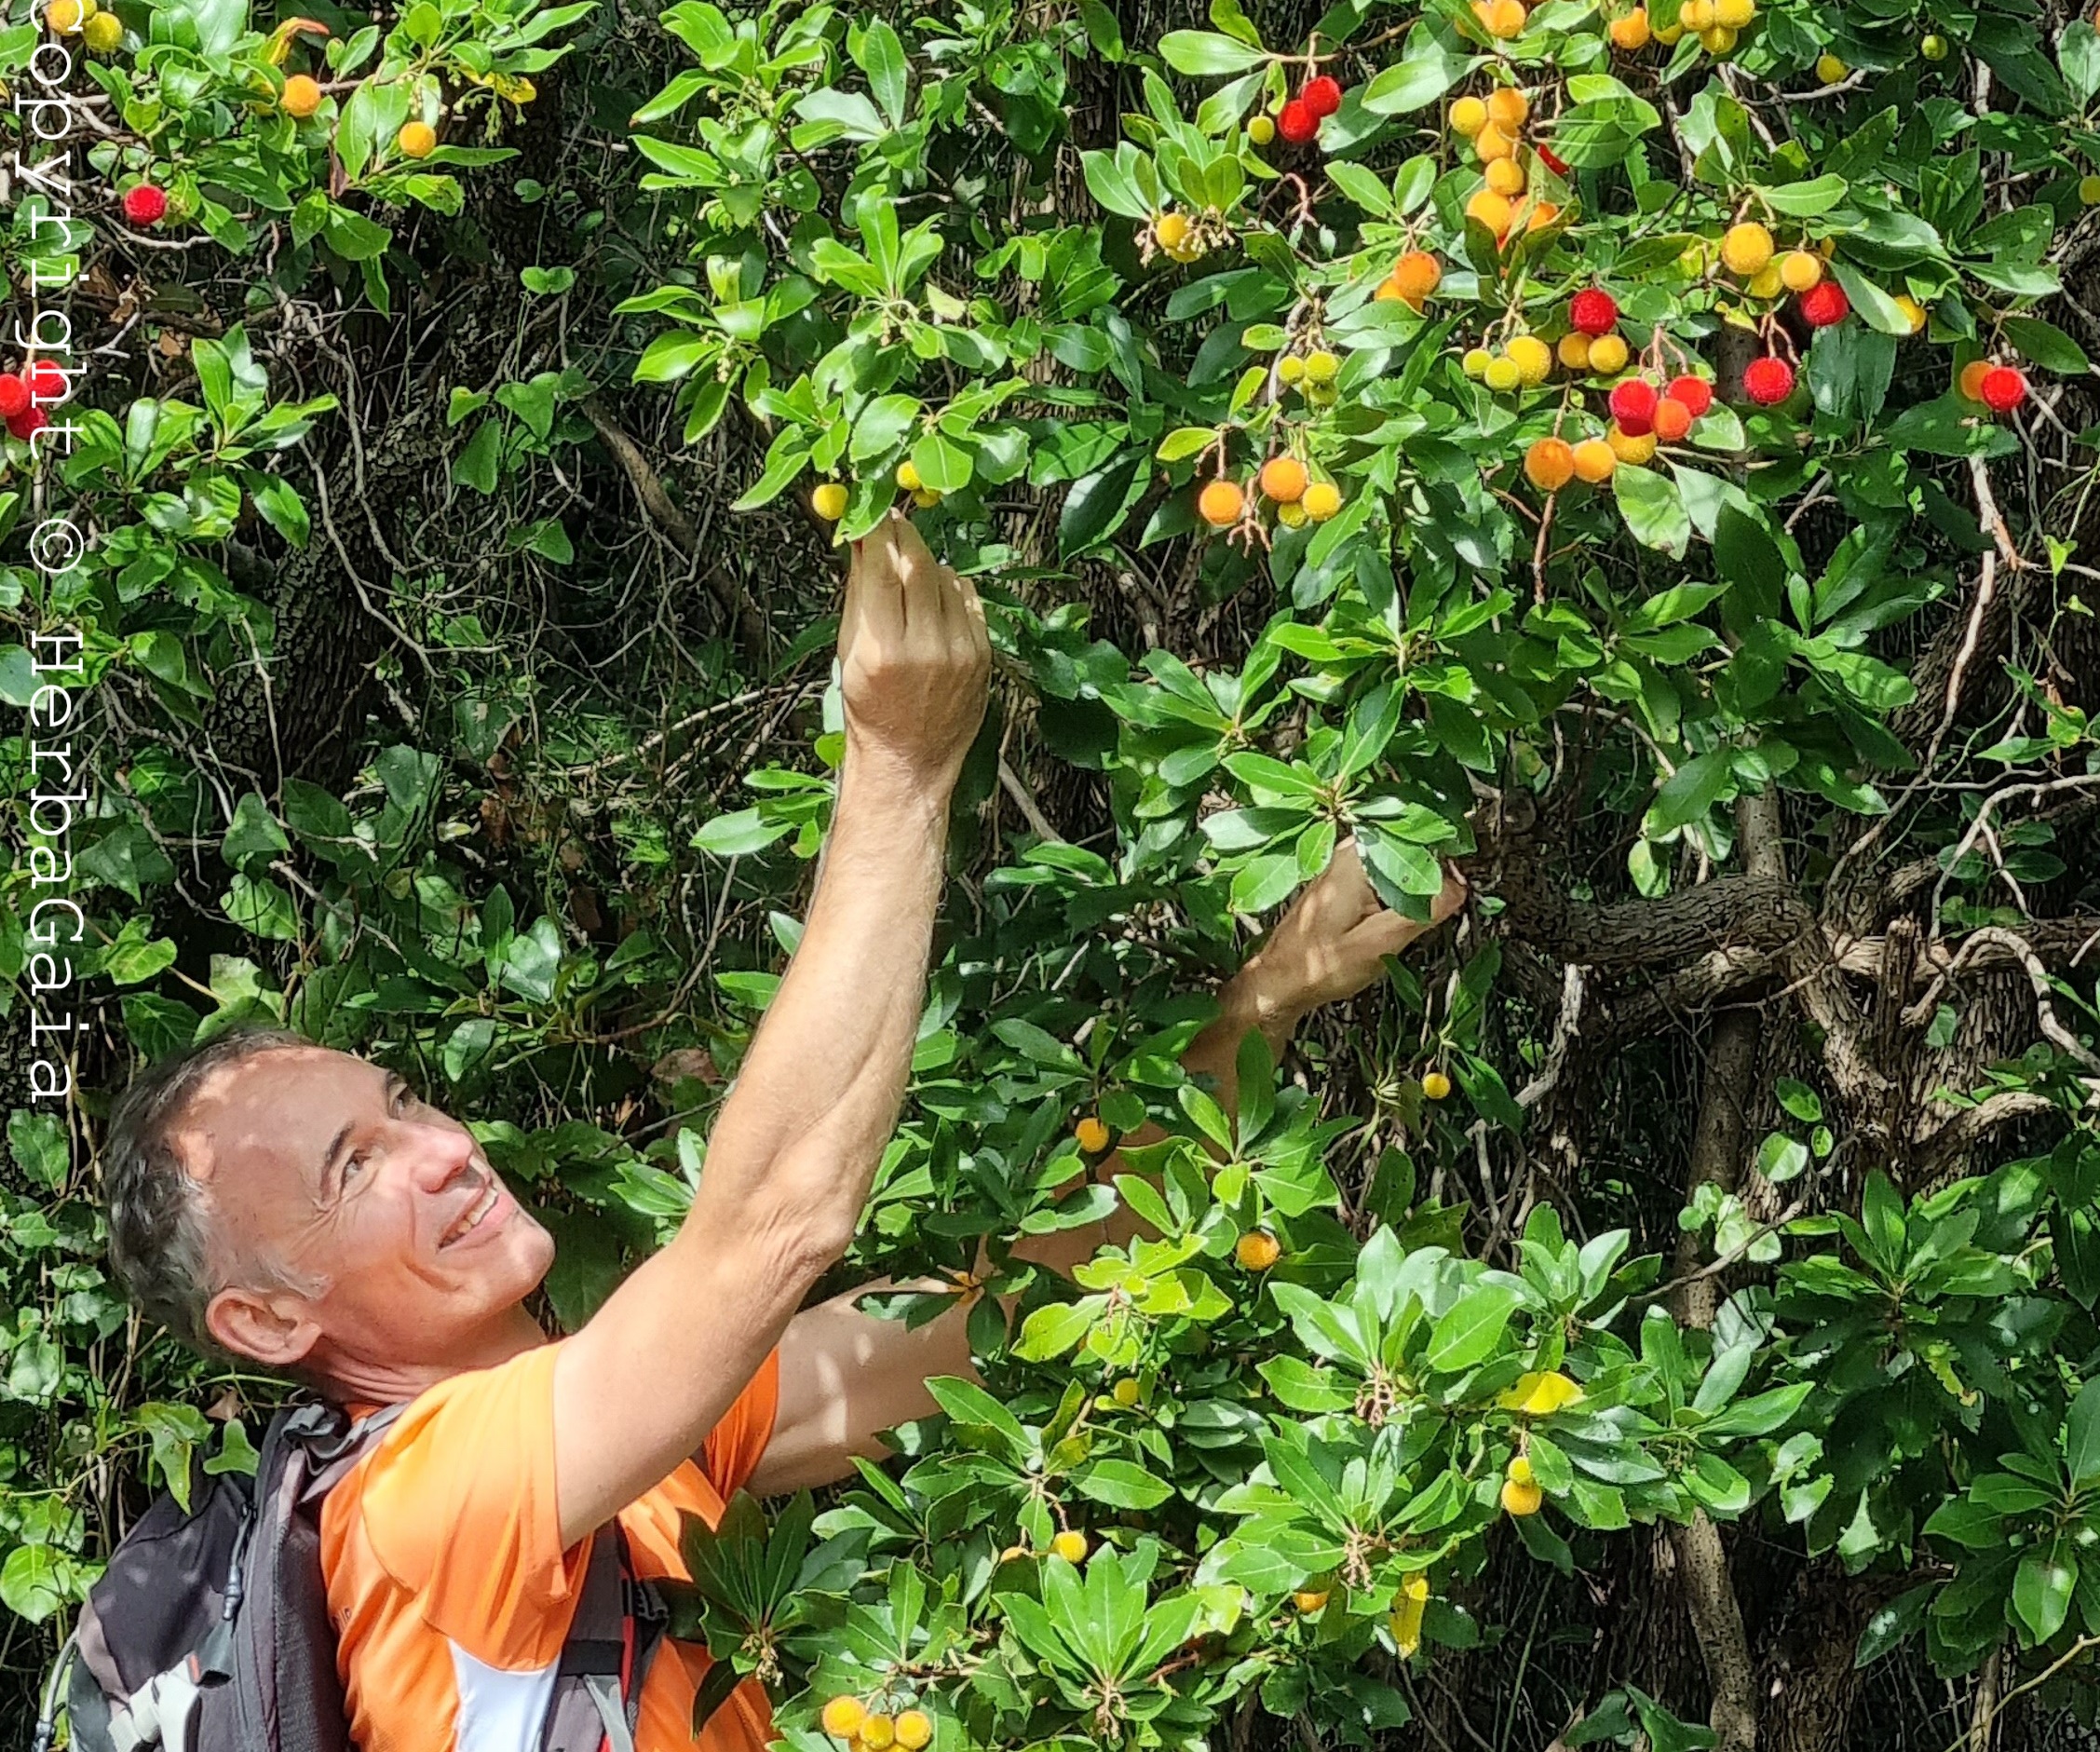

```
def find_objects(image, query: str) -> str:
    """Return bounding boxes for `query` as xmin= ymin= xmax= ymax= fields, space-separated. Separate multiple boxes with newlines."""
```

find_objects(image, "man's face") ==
xmin=179 ymin=1046 xmax=553 ymax=1378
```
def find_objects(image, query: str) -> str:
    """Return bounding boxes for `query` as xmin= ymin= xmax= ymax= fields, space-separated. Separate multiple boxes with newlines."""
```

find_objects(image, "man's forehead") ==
xmin=175 ymin=1046 xmax=377 ymax=1187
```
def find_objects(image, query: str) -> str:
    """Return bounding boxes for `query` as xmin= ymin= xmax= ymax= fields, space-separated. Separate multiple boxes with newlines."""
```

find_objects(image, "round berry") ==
xmin=1651 ymin=397 xmax=1693 ymax=442
xmin=1301 ymin=75 xmax=1343 ymax=118
xmin=1465 ymin=189 xmax=1514 ymax=237
xmin=1557 ymin=333 xmax=1592 ymax=371
xmin=1302 ymin=350 xmax=1339 ymax=385
xmin=82 ymin=8 xmax=120 ymax=49
xmin=7 ymin=405 xmax=47 ymax=441
xmin=1797 ymin=280 xmax=1849 ymax=327
xmin=1979 ymin=365 xmax=2027 ymax=414
xmin=895 ymin=1711 xmax=934 ymax=1751
xmin=1198 ymin=479 xmax=1245 ymax=527
xmin=1277 ymin=98 xmax=1319 ymax=144
xmin=0 ymin=376 xmax=27 ymax=420
xmin=1568 ymin=289 xmax=1619 ymax=336
xmin=1587 ymin=333 xmax=1631 ymax=373
xmin=1779 ymin=250 xmax=1823 ymax=292
xmin=1484 ymin=355 xmax=1523 ymax=393
xmin=822 ymin=1697 xmax=867 ymax=1739
xmin=282 ymin=74 xmax=324 ymax=117
xmin=1236 ymin=1230 xmax=1282 ymax=1270
xmin=1486 ymin=87 xmax=1528 ymax=129
xmin=1571 ymin=438 xmax=1618 ymax=482
xmin=1920 ymin=32 xmax=1948 ymax=60
xmin=1421 ymin=1069 xmax=1454 ymax=1100
xmin=1390 ymin=251 xmax=1442 ymax=306
xmin=1259 ymin=456 xmax=1308 ymax=504
xmin=1608 ymin=425 xmax=1658 ymax=464
xmin=1302 ymin=482 xmax=1343 ymax=521
xmin=1742 ymin=355 xmax=1795 ymax=405
xmin=398 ymin=120 xmax=437 ymax=158
xmin=1524 ymin=439 xmax=1575 ymax=492
xmin=1248 ymin=114 xmax=1275 ymax=145
xmin=1665 ymin=375 xmax=1714 ymax=418
xmin=122 ymin=183 xmax=169 ymax=225
xmin=1608 ymin=378 xmax=1660 ymax=434
xmin=811 ymin=482 xmax=848 ymax=521
xmin=1815 ymin=51 xmax=1848 ymax=82
xmin=1449 ymin=96 xmax=1488 ymax=138
xmin=1508 ymin=335 xmax=1553 ymax=385
xmin=1721 ymin=222 xmax=1774 ymax=277
xmin=1610 ymin=8 xmax=1652 ymax=47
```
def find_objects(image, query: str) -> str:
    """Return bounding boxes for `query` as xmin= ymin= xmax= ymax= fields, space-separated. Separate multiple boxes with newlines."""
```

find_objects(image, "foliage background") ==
xmin=6 ymin=0 xmax=2100 ymax=1747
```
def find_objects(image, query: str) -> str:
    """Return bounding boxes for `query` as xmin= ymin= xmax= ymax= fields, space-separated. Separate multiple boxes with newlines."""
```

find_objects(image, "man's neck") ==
xmin=319 ymin=1303 xmax=549 ymax=1411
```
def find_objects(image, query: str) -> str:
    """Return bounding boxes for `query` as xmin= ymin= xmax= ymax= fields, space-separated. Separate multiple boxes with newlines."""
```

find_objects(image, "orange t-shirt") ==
xmin=319 ymin=1340 xmax=780 ymax=1751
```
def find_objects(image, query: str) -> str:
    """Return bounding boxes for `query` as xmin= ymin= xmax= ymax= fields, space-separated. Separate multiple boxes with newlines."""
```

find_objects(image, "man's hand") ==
xmin=1229 ymin=841 xmax=1466 ymax=1030
xmin=839 ymin=511 xmax=991 ymax=794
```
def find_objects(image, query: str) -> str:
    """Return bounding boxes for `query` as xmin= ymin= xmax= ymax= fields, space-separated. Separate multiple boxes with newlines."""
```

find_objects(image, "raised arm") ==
xmin=553 ymin=512 xmax=988 ymax=1548
xmin=748 ymin=845 xmax=1465 ymax=1495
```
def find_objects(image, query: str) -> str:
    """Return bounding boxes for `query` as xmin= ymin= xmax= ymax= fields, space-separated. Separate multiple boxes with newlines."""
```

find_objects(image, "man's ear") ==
xmin=207 ymin=1285 xmax=322 ymax=1370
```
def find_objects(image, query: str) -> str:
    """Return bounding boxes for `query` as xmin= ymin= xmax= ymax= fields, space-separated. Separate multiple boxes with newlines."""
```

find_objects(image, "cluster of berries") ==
xmin=1957 ymin=360 xmax=2030 ymax=414
xmin=1461 ymin=334 xmax=1553 ymax=393
xmin=1253 ymin=74 xmax=1343 ymax=148
xmin=1556 ymin=287 xmax=1633 ymax=375
xmin=0 ymin=361 xmax=64 ymax=441
xmin=1716 ymin=224 xmax=1850 ymax=328
xmin=44 ymin=0 xmax=122 ymax=50
xmin=1448 ymin=89 xmax=1562 ymax=242
xmin=1674 ymin=0 xmax=1759 ymax=54
xmin=1500 ymin=1454 xmax=1543 ymax=1516
xmin=1199 ymin=461 xmax=1343 ymax=532
xmin=820 ymin=1697 xmax=935 ymax=1752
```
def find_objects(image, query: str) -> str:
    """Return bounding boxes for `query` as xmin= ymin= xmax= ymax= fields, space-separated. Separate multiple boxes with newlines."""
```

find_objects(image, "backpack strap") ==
xmin=543 ymin=1525 xmax=668 ymax=1752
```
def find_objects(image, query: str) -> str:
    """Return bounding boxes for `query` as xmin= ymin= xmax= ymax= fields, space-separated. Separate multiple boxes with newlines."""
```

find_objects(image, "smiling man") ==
xmin=100 ymin=516 xmax=1461 ymax=1752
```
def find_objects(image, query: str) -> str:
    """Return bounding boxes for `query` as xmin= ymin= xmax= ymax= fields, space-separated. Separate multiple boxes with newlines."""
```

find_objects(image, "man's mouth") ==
xmin=440 ymin=1179 xmax=503 ymax=1248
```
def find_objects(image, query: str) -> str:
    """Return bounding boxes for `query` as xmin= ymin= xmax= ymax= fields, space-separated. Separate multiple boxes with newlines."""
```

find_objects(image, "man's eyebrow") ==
xmin=320 ymin=1071 xmax=406 ymax=1194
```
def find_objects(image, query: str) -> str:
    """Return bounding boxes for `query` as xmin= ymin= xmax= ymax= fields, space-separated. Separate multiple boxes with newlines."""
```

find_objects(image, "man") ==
xmin=102 ymin=513 xmax=1461 ymax=1751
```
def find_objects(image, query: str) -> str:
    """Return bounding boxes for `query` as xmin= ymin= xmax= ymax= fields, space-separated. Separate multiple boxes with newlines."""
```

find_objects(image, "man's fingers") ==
xmin=887 ymin=511 xmax=948 ymax=630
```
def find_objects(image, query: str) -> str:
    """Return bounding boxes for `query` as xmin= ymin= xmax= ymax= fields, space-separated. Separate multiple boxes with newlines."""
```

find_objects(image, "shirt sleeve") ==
xmin=701 ymin=1348 xmax=782 ymax=1500
xmin=354 ymin=1340 xmax=584 ymax=1668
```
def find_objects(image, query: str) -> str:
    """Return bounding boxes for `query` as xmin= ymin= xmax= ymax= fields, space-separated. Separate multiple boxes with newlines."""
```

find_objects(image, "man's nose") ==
xmin=406 ymin=1123 xmax=481 ymax=1194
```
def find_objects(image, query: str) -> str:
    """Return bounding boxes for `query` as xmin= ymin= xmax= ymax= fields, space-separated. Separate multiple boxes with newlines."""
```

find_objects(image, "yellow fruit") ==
xmin=1501 ymin=1477 xmax=1544 ymax=1515
xmin=911 ymin=487 xmax=942 ymax=509
xmin=1920 ymin=32 xmax=1948 ymax=59
xmin=1654 ymin=18 xmax=1684 ymax=42
xmin=1508 ymin=335 xmax=1552 ymax=385
xmin=1486 ymin=87 xmax=1528 ymax=129
xmin=812 ymin=482 xmax=849 ymax=521
xmin=1557 ymin=332 xmax=1593 ymax=371
xmin=1497 ymin=1369 xmax=1587 ymax=1415
xmin=1260 ymin=455 xmax=1309 ymax=503
xmin=1680 ymin=0 xmax=1714 ymax=28
xmin=1278 ymin=354 xmax=1307 ymax=385
xmin=1294 ymin=1588 xmax=1331 ymax=1613
xmin=1075 ymin=1116 xmax=1111 ymax=1153
xmin=895 ymin=1712 xmax=933 ymax=1751
xmin=1483 ymin=0 xmax=1528 ymax=36
xmin=1747 ymin=263 xmax=1783 ymax=299
xmin=1779 ymin=249 xmax=1822 ymax=292
xmin=1422 ymin=1067 xmax=1456 ymax=1099
xmin=895 ymin=459 xmax=923 ymax=492
xmin=824 ymin=1697 xmax=868 ymax=1739
xmin=1304 ymin=382 xmax=1338 ymax=408
xmin=1507 ymin=1455 xmax=1535 ymax=1486
xmin=282 ymin=74 xmax=323 ymax=116
xmin=1893 ymin=292 xmax=1928 ymax=333
xmin=1449 ymin=96 xmax=1489 ymax=138
xmin=1587 ymin=333 xmax=1630 ymax=373
xmin=1815 ymin=51 xmax=1847 ymax=81
xmin=1111 ymin=1377 xmax=1142 ymax=1407
xmin=1155 ymin=211 xmax=1191 ymax=251
xmin=1485 ymin=157 xmax=1526 ymax=197
xmin=860 ymin=1715 xmax=897 ymax=1751
xmin=1610 ymin=7 xmax=1652 ymax=47
xmin=1484 ymin=355 xmax=1523 ymax=392
xmin=1303 ymin=349 xmax=1340 ymax=385
xmin=1276 ymin=499 xmax=1308 ymax=529
xmin=82 ymin=8 xmax=119 ymax=48
xmin=1700 ymin=24 xmax=1739 ymax=52
xmin=1714 ymin=0 xmax=1755 ymax=25
xmin=1466 ymin=188 xmax=1513 ymax=235
xmin=1237 ymin=1230 xmax=1282 ymax=1270
xmin=1462 ymin=346 xmax=1495 ymax=378
xmin=1198 ymin=479 xmax=1245 ymax=527
xmin=44 ymin=0 xmax=85 ymax=30
xmin=1474 ymin=123 xmax=1516 ymax=162
xmin=1608 ymin=425 xmax=1657 ymax=464
xmin=1050 ymin=1529 xmax=1090 ymax=1564
xmin=1249 ymin=114 xmax=1275 ymax=145
xmin=1721 ymin=221 xmax=1775 ymax=277
xmin=397 ymin=119 xmax=437 ymax=158
xmin=1571 ymin=439 xmax=1617 ymax=483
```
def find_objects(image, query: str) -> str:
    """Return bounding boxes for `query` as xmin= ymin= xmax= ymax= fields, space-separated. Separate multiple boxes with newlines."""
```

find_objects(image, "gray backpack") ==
xmin=37 ymin=1398 xmax=666 ymax=1752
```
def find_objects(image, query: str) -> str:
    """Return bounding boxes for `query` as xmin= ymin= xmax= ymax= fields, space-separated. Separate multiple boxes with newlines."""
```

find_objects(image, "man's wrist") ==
xmin=836 ymin=742 xmax=957 ymax=830
xmin=1215 ymin=966 xmax=1301 ymax=1043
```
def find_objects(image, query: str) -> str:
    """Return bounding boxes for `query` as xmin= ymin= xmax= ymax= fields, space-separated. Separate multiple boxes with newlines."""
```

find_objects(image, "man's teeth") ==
xmin=448 ymin=1183 xmax=497 ymax=1243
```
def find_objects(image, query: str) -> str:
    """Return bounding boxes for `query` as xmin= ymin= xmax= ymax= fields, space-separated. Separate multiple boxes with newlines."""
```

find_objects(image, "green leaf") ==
xmin=2001 ymin=317 xmax=2090 ymax=376
xmin=1646 ymin=751 xmax=1729 ymax=834
xmin=1613 ymin=464 xmax=1688 ymax=557
xmin=452 ymin=419 xmax=503 ymax=494
xmin=1424 ymin=1282 xmax=1521 ymax=1373
xmin=2013 ymin=1545 xmax=2075 ymax=1643
xmin=1158 ymin=30 xmax=1267 ymax=73
xmin=2066 ymin=1379 xmax=2100 ymax=1487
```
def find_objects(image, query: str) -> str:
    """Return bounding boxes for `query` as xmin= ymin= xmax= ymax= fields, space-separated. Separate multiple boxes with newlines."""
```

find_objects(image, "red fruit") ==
xmin=1301 ymin=75 xmax=1343 ymax=118
xmin=1665 ymin=374 xmax=1713 ymax=418
xmin=1278 ymin=98 xmax=1320 ymax=144
xmin=1608 ymin=378 xmax=1660 ymax=435
xmin=0 ymin=375 xmax=27 ymax=419
xmin=1538 ymin=144 xmax=1569 ymax=176
xmin=7 ymin=405 xmax=48 ymax=441
xmin=1742 ymin=356 xmax=1795 ymax=406
xmin=1979 ymin=365 xmax=2028 ymax=414
xmin=1651 ymin=397 xmax=1693 ymax=442
xmin=24 ymin=360 xmax=65 ymax=403
xmin=1797 ymin=281 xmax=1849 ymax=327
xmin=122 ymin=183 xmax=168 ymax=224
xmin=1569 ymin=288 xmax=1619 ymax=336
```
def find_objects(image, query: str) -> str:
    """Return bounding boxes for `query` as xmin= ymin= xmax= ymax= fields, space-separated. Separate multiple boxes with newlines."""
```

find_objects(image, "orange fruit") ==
xmin=1485 ymin=157 xmax=1525 ymax=196
xmin=1486 ymin=87 xmax=1528 ymax=129
xmin=1302 ymin=482 xmax=1342 ymax=521
xmin=1608 ymin=425 xmax=1657 ymax=464
xmin=1075 ymin=1116 xmax=1111 ymax=1153
xmin=1527 ymin=201 xmax=1562 ymax=232
xmin=1610 ymin=7 xmax=1652 ymax=46
xmin=1375 ymin=275 xmax=1411 ymax=303
xmin=1557 ymin=333 xmax=1592 ymax=371
xmin=1390 ymin=250 xmax=1442 ymax=305
xmin=397 ymin=120 xmax=437 ymax=158
xmin=1571 ymin=439 xmax=1618 ymax=483
xmin=860 ymin=1715 xmax=897 ymax=1750
xmin=1466 ymin=188 xmax=1513 ymax=235
xmin=1259 ymin=456 xmax=1309 ymax=503
xmin=1651 ymin=397 xmax=1692 ymax=442
xmin=1237 ymin=1230 xmax=1282 ymax=1270
xmin=1720 ymin=221 xmax=1774 ymax=277
xmin=1474 ymin=124 xmax=1516 ymax=162
xmin=1957 ymin=360 xmax=1993 ymax=402
xmin=281 ymin=75 xmax=323 ymax=117
xmin=1198 ymin=479 xmax=1245 ymax=525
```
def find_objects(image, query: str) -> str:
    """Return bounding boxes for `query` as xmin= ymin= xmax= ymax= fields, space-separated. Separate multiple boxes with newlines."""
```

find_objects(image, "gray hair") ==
xmin=102 ymin=1024 xmax=329 ymax=1360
